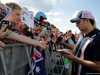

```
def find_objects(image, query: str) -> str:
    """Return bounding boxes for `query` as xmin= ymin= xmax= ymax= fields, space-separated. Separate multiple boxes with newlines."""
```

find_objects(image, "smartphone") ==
xmin=0 ymin=20 xmax=12 ymax=31
xmin=56 ymin=49 xmax=71 ymax=55
xmin=47 ymin=28 xmax=51 ymax=30
xmin=0 ymin=20 xmax=9 ymax=28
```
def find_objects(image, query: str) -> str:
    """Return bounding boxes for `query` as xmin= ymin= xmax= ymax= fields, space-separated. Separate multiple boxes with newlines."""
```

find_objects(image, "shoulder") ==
xmin=94 ymin=29 xmax=100 ymax=37
xmin=94 ymin=28 xmax=100 ymax=34
xmin=93 ymin=29 xmax=100 ymax=42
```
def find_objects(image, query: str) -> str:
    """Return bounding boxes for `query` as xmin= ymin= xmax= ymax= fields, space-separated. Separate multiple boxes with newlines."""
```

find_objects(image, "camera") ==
xmin=0 ymin=20 xmax=12 ymax=31
xmin=0 ymin=20 xmax=19 ymax=32
xmin=47 ymin=28 xmax=51 ymax=30
xmin=56 ymin=35 xmax=63 ymax=44
xmin=0 ymin=20 xmax=10 ymax=27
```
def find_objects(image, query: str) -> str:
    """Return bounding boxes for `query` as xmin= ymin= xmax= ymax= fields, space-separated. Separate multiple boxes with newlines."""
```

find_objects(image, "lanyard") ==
xmin=78 ymin=34 xmax=96 ymax=75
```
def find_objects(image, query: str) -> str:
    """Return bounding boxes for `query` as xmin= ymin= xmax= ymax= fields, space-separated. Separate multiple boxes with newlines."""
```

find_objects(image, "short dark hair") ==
xmin=82 ymin=18 xmax=94 ymax=26
xmin=90 ymin=19 xmax=94 ymax=26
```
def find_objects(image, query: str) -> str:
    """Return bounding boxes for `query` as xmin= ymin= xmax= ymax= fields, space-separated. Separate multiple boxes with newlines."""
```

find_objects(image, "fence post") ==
xmin=25 ymin=46 xmax=34 ymax=75
xmin=10 ymin=46 xmax=17 ymax=75
xmin=0 ymin=51 xmax=8 ymax=75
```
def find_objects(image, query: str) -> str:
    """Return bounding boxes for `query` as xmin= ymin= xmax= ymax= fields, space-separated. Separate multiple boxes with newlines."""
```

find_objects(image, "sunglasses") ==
xmin=76 ymin=20 xmax=81 ymax=24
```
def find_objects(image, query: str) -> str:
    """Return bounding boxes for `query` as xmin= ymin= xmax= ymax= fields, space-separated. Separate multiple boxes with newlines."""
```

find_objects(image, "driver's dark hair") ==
xmin=90 ymin=19 xmax=94 ymax=26
xmin=82 ymin=18 xmax=94 ymax=26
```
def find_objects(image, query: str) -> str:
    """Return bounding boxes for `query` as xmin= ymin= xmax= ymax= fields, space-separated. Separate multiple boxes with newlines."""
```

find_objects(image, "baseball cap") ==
xmin=0 ymin=3 xmax=12 ymax=22
xmin=70 ymin=10 xmax=94 ymax=23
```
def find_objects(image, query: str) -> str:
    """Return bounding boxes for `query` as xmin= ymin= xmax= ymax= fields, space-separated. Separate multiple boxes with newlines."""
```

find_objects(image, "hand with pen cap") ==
xmin=59 ymin=49 xmax=75 ymax=60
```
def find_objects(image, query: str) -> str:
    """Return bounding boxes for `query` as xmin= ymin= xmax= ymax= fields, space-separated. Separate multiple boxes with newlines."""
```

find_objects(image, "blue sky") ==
xmin=1 ymin=0 xmax=100 ymax=34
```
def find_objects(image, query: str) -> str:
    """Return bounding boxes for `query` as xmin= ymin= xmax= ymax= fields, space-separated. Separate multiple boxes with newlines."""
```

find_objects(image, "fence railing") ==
xmin=0 ymin=43 xmax=34 ymax=75
xmin=0 ymin=43 xmax=64 ymax=75
xmin=45 ymin=48 xmax=64 ymax=75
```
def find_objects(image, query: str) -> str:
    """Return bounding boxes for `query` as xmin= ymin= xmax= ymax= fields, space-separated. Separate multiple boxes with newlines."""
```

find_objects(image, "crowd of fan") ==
xmin=0 ymin=2 xmax=83 ymax=75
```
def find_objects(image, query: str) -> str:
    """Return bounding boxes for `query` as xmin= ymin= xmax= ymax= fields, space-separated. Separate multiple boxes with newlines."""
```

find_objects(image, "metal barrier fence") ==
xmin=0 ymin=43 xmax=64 ymax=75
xmin=0 ymin=43 xmax=34 ymax=75
xmin=45 ymin=49 xmax=64 ymax=75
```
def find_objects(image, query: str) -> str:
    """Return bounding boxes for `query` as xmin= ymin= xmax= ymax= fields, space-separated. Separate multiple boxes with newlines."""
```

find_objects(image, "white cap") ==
xmin=70 ymin=10 xmax=94 ymax=23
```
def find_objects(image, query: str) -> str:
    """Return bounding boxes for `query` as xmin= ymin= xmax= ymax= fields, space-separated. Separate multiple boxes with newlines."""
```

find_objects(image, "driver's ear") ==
xmin=86 ymin=18 xmax=89 ymax=22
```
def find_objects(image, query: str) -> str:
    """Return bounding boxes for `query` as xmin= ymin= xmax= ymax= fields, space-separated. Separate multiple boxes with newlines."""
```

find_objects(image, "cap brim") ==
xmin=70 ymin=17 xmax=80 ymax=23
